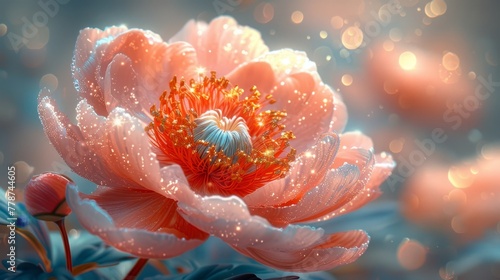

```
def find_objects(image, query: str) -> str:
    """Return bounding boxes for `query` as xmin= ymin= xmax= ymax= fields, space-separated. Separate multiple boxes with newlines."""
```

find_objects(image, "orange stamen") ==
xmin=147 ymin=72 xmax=296 ymax=197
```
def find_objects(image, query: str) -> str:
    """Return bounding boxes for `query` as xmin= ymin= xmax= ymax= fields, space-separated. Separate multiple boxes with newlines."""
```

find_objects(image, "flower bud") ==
xmin=25 ymin=173 xmax=73 ymax=221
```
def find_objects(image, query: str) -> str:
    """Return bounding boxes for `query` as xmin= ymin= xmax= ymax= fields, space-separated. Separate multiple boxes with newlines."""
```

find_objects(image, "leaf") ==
xmin=309 ymin=202 xmax=400 ymax=233
xmin=0 ymin=261 xmax=74 ymax=280
xmin=144 ymin=264 xmax=298 ymax=280
xmin=449 ymin=233 xmax=500 ymax=275
xmin=50 ymin=231 xmax=134 ymax=268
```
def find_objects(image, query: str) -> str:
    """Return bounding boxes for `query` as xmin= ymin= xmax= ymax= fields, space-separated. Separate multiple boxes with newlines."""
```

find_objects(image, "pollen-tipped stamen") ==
xmin=147 ymin=71 xmax=296 ymax=197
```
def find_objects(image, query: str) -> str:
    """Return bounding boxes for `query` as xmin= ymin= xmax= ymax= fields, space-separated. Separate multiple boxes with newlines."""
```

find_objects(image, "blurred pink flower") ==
xmin=38 ymin=16 xmax=394 ymax=271
xmin=366 ymin=43 xmax=480 ymax=128
xmin=401 ymin=147 xmax=500 ymax=242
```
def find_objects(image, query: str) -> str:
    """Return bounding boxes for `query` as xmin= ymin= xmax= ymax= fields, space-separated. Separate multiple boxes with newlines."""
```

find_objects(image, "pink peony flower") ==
xmin=401 ymin=147 xmax=500 ymax=242
xmin=38 ymin=17 xmax=394 ymax=271
xmin=25 ymin=172 xmax=73 ymax=221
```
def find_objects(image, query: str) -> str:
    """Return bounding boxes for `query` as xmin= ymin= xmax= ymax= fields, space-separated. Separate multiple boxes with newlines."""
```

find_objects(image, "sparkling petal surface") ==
xmin=37 ymin=17 xmax=396 ymax=272
xmin=73 ymin=27 xmax=198 ymax=116
xmin=72 ymin=26 xmax=129 ymax=115
xmin=155 ymin=165 xmax=367 ymax=271
xmin=249 ymin=163 xmax=361 ymax=226
xmin=234 ymin=230 xmax=369 ymax=272
xmin=169 ymin=16 xmax=269 ymax=76
xmin=243 ymin=133 xmax=340 ymax=207
xmin=39 ymin=92 xmax=160 ymax=191
xmin=227 ymin=49 xmax=347 ymax=153
xmin=66 ymin=184 xmax=206 ymax=258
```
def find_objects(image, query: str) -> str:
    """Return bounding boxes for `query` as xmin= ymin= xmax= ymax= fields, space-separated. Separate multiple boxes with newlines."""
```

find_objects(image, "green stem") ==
xmin=55 ymin=219 xmax=72 ymax=272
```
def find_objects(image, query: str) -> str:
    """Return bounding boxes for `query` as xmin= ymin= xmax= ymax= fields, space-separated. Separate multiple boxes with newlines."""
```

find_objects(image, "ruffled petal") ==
xmin=73 ymin=27 xmax=198 ymax=116
xmin=82 ymin=186 xmax=208 ymax=240
xmin=178 ymin=197 xmax=325 ymax=251
xmin=249 ymin=163 xmax=361 ymax=227
xmin=72 ymin=26 xmax=129 ymax=115
xmin=66 ymin=184 xmax=207 ymax=258
xmin=317 ymin=153 xmax=395 ymax=221
xmin=169 ymin=16 xmax=269 ymax=76
xmin=339 ymin=131 xmax=374 ymax=150
xmin=156 ymin=165 xmax=370 ymax=271
xmin=243 ymin=133 xmax=340 ymax=207
xmin=39 ymin=92 xmax=109 ymax=184
xmin=247 ymin=135 xmax=377 ymax=226
xmin=78 ymin=101 xmax=161 ymax=191
xmin=39 ymin=92 xmax=160 ymax=191
xmin=234 ymin=230 xmax=369 ymax=272
xmin=157 ymin=166 xmax=324 ymax=250
xmin=227 ymin=49 xmax=347 ymax=153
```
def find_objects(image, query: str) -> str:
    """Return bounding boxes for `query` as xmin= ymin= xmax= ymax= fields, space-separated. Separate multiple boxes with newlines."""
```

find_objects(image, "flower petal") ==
xmin=316 ymin=153 xmax=394 ymax=222
xmin=79 ymin=102 xmax=161 ymax=191
xmin=158 ymin=167 xmax=325 ymax=250
xmin=72 ymin=26 xmax=129 ymax=115
xmin=82 ymin=186 xmax=208 ymax=240
xmin=67 ymin=184 xmax=207 ymax=258
xmin=178 ymin=197 xmax=325 ymax=251
xmin=248 ymin=146 xmax=376 ymax=226
xmin=39 ymin=92 xmax=160 ymax=192
xmin=228 ymin=49 xmax=347 ymax=153
xmin=73 ymin=27 xmax=198 ymax=116
xmin=234 ymin=230 xmax=369 ymax=272
xmin=249 ymin=163 xmax=361 ymax=227
xmin=339 ymin=131 xmax=374 ymax=150
xmin=155 ymin=165 xmax=369 ymax=271
xmin=169 ymin=16 xmax=269 ymax=76
xmin=243 ymin=133 xmax=340 ymax=207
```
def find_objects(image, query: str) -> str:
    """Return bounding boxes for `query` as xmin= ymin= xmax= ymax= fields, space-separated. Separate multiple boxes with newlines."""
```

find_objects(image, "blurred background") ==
xmin=1 ymin=0 xmax=499 ymax=279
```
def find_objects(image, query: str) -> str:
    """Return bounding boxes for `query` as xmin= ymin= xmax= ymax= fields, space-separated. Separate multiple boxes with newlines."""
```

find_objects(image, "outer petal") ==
xmin=339 ymin=131 xmax=374 ymax=150
xmin=169 ymin=16 xmax=269 ymax=76
xmin=249 ymin=162 xmax=362 ymax=227
xmin=227 ymin=50 xmax=347 ymax=153
xmin=73 ymin=27 xmax=198 ymax=116
xmin=234 ymin=230 xmax=369 ymax=272
xmin=72 ymin=26 xmax=130 ymax=115
xmin=247 ymin=132 xmax=378 ymax=226
xmin=313 ymin=132 xmax=395 ymax=221
xmin=243 ymin=133 xmax=340 ymax=207
xmin=67 ymin=184 xmax=207 ymax=258
xmin=156 ymin=165 xmax=367 ymax=272
xmin=38 ymin=92 xmax=160 ymax=192
xmin=317 ymin=153 xmax=395 ymax=221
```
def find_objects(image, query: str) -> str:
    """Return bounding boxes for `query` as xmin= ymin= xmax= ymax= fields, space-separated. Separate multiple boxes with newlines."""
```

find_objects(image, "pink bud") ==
xmin=24 ymin=172 xmax=73 ymax=221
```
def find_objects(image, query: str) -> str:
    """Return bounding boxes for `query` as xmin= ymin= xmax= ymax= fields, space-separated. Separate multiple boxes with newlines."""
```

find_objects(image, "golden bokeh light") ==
xmin=399 ymin=51 xmax=417 ymax=71
xmin=40 ymin=74 xmax=59 ymax=91
xmin=397 ymin=239 xmax=427 ymax=270
xmin=442 ymin=52 xmax=460 ymax=71
xmin=383 ymin=40 xmax=395 ymax=51
xmin=425 ymin=0 xmax=447 ymax=18
xmin=389 ymin=28 xmax=403 ymax=42
xmin=447 ymin=164 xmax=475 ymax=189
xmin=430 ymin=0 xmax=447 ymax=16
xmin=254 ymin=2 xmax=274 ymax=24
xmin=341 ymin=74 xmax=353 ymax=86
xmin=0 ymin=23 xmax=7 ymax=37
xmin=389 ymin=138 xmax=405 ymax=153
xmin=330 ymin=16 xmax=344 ymax=29
xmin=291 ymin=11 xmax=304 ymax=24
xmin=341 ymin=26 xmax=364 ymax=50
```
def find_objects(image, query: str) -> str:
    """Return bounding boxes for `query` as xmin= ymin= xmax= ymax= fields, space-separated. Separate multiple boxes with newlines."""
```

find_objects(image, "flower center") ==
xmin=194 ymin=109 xmax=252 ymax=160
xmin=147 ymin=72 xmax=296 ymax=197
